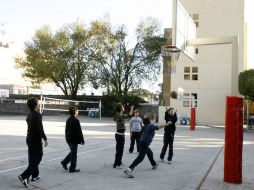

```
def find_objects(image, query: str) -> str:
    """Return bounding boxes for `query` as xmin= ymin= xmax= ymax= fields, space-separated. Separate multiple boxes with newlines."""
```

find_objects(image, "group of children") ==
xmin=113 ymin=103 xmax=178 ymax=178
xmin=18 ymin=97 xmax=177 ymax=187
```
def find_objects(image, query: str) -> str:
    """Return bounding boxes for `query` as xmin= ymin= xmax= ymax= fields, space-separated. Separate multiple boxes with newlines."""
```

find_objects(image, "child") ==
xmin=61 ymin=107 xmax=85 ymax=173
xmin=124 ymin=113 xmax=169 ymax=178
xmin=160 ymin=107 xmax=177 ymax=164
xmin=113 ymin=103 xmax=133 ymax=168
xmin=18 ymin=97 xmax=48 ymax=188
xmin=129 ymin=109 xmax=143 ymax=153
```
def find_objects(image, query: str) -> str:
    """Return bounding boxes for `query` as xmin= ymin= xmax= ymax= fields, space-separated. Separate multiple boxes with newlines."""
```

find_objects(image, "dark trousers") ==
xmin=160 ymin=132 xmax=174 ymax=161
xmin=129 ymin=141 xmax=156 ymax=170
xmin=113 ymin=133 xmax=125 ymax=167
xmin=62 ymin=143 xmax=78 ymax=170
xmin=129 ymin=131 xmax=141 ymax=153
xmin=21 ymin=143 xmax=43 ymax=179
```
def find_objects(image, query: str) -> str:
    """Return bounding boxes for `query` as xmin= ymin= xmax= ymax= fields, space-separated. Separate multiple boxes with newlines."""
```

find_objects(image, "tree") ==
xmin=129 ymin=88 xmax=159 ymax=103
xmin=129 ymin=88 xmax=151 ymax=96
xmin=239 ymin=69 xmax=254 ymax=126
xmin=238 ymin=69 xmax=254 ymax=100
xmin=16 ymin=23 xmax=92 ymax=99
xmin=89 ymin=17 xmax=164 ymax=96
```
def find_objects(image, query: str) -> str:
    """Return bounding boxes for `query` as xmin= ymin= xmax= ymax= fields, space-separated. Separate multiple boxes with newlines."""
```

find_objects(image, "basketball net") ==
xmin=164 ymin=56 xmax=177 ymax=73
xmin=161 ymin=45 xmax=180 ymax=74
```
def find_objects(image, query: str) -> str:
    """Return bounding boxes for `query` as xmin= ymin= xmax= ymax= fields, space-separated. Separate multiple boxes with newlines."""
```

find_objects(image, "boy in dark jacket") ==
xmin=124 ymin=113 xmax=170 ymax=178
xmin=61 ymin=107 xmax=85 ymax=173
xmin=160 ymin=107 xmax=177 ymax=164
xmin=18 ymin=97 xmax=48 ymax=188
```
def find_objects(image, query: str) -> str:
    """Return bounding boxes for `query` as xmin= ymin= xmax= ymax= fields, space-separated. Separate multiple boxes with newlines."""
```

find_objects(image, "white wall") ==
xmin=170 ymin=0 xmax=244 ymax=125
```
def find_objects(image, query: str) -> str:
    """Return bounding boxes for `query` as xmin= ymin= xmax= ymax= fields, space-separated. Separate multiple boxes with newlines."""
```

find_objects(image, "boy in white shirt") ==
xmin=129 ymin=109 xmax=143 ymax=153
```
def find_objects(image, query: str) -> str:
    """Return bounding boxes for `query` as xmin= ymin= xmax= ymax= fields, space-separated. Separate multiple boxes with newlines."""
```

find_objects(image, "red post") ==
xmin=224 ymin=96 xmax=243 ymax=184
xmin=190 ymin=107 xmax=196 ymax=130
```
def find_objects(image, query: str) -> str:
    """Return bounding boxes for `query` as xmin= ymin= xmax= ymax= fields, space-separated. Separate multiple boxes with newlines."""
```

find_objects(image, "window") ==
xmin=192 ymin=14 xmax=199 ymax=20
xmin=190 ymin=93 xmax=198 ymax=107
xmin=192 ymin=67 xmax=198 ymax=80
xmin=182 ymin=92 xmax=198 ymax=108
xmin=184 ymin=67 xmax=190 ymax=80
xmin=194 ymin=21 xmax=199 ymax=27
xmin=183 ymin=93 xmax=190 ymax=107
xmin=190 ymin=13 xmax=199 ymax=28
xmin=195 ymin=47 xmax=199 ymax=54
xmin=184 ymin=66 xmax=198 ymax=81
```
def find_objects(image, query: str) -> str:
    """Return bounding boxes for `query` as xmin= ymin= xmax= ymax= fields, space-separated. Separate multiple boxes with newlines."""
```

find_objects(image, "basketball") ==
xmin=170 ymin=91 xmax=178 ymax=99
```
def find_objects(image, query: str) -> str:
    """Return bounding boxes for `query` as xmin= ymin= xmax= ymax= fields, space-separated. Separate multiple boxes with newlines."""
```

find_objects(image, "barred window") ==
xmin=184 ymin=66 xmax=198 ymax=81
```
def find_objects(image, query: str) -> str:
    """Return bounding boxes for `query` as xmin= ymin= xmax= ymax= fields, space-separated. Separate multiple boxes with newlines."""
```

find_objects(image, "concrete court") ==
xmin=0 ymin=115 xmax=253 ymax=190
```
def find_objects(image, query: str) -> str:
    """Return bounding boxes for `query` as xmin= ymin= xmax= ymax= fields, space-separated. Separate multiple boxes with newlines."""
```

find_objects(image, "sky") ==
xmin=0 ymin=0 xmax=253 ymax=94
xmin=0 ymin=0 xmax=172 ymax=93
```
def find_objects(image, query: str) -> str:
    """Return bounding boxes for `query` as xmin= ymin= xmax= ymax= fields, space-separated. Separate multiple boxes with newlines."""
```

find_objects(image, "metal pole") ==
xmin=39 ymin=85 xmax=43 ymax=114
xmin=99 ymin=100 xmax=102 ymax=120
xmin=42 ymin=97 xmax=45 ymax=115
xmin=162 ymin=28 xmax=173 ymax=106
xmin=246 ymin=99 xmax=249 ymax=129
xmin=190 ymin=95 xmax=196 ymax=130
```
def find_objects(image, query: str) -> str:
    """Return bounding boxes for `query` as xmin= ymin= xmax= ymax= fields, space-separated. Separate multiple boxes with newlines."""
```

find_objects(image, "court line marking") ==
xmin=0 ymin=144 xmax=114 ymax=174
xmin=0 ymin=148 xmax=68 ymax=162
xmin=0 ymin=139 xmax=114 ymax=162
xmin=45 ymin=144 xmax=114 ymax=162
xmin=0 ymin=148 xmax=27 ymax=150
xmin=0 ymin=148 xmax=27 ymax=154
xmin=195 ymin=146 xmax=224 ymax=190
xmin=0 ymin=136 xmax=114 ymax=154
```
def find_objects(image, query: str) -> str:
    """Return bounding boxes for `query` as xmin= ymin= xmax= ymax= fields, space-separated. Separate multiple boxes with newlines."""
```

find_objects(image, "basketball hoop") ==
xmin=161 ymin=45 xmax=180 ymax=73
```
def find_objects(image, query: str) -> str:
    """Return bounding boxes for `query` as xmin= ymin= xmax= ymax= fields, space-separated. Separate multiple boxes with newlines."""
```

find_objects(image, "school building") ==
xmin=169 ymin=0 xmax=246 ymax=125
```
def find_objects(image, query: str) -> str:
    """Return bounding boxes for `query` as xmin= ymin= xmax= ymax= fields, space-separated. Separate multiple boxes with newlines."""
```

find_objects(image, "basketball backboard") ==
xmin=177 ymin=87 xmax=184 ymax=101
xmin=172 ymin=0 xmax=196 ymax=61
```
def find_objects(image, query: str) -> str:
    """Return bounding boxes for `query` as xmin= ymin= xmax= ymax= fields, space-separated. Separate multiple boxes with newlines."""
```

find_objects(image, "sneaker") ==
xmin=18 ymin=175 xmax=29 ymax=188
xmin=168 ymin=161 xmax=172 ymax=165
xmin=69 ymin=168 xmax=80 ymax=173
xmin=152 ymin=164 xmax=158 ymax=170
xmin=31 ymin=176 xmax=40 ymax=181
xmin=160 ymin=159 xmax=164 ymax=162
xmin=123 ymin=168 xmax=134 ymax=178
xmin=61 ymin=161 xmax=68 ymax=170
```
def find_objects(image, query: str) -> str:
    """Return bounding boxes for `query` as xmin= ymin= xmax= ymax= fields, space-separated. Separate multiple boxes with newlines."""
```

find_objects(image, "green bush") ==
xmin=101 ymin=95 xmax=147 ymax=116
xmin=238 ymin=69 xmax=254 ymax=100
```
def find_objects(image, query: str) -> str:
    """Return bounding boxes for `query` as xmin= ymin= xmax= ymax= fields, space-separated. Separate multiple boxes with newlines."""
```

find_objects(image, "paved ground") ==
xmin=0 ymin=115 xmax=253 ymax=190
